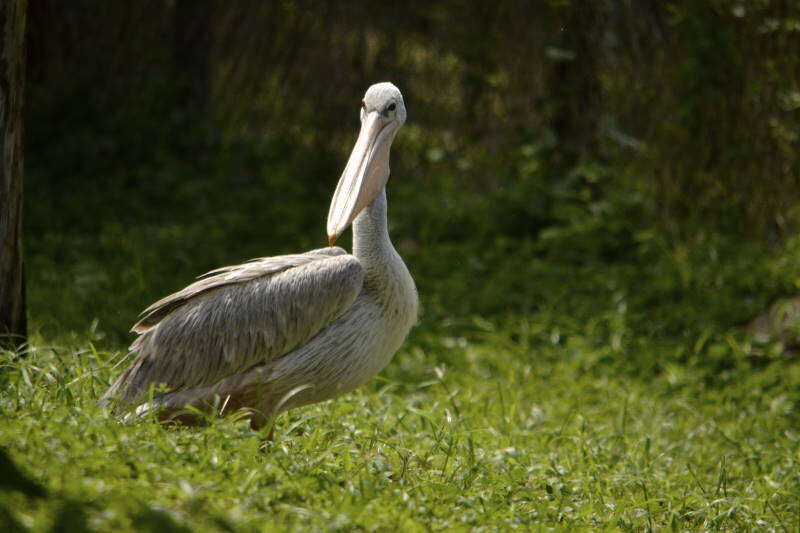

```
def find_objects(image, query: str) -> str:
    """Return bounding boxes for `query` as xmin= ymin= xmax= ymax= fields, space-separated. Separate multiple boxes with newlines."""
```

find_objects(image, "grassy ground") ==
xmin=2 ymin=312 xmax=798 ymax=531
xmin=8 ymin=130 xmax=800 ymax=530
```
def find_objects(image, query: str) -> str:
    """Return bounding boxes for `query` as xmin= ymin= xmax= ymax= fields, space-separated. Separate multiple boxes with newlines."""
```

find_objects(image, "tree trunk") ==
xmin=0 ymin=0 xmax=27 ymax=351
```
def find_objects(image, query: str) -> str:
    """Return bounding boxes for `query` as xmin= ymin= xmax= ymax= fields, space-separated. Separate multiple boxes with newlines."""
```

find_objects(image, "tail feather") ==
xmin=100 ymin=356 xmax=156 ymax=412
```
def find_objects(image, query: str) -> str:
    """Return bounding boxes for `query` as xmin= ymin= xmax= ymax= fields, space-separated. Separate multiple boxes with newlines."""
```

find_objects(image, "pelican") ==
xmin=102 ymin=83 xmax=418 ymax=428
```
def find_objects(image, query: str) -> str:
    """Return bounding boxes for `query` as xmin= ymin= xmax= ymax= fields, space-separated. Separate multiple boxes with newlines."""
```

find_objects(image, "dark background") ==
xmin=24 ymin=1 xmax=800 ymax=375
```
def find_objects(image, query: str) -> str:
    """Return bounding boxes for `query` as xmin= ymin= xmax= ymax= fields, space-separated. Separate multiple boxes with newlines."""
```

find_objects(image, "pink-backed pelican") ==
xmin=102 ymin=83 xmax=418 ymax=428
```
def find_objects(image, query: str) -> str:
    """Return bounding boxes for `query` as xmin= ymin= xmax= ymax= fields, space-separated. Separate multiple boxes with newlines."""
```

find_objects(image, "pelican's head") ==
xmin=327 ymin=82 xmax=406 ymax=245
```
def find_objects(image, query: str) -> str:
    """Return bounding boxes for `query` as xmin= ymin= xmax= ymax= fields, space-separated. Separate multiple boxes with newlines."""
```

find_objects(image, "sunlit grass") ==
xmin=14 ymin=140 xmax=800 ymax=530
xmin=2 ymin=319 xmax=797 ymax=531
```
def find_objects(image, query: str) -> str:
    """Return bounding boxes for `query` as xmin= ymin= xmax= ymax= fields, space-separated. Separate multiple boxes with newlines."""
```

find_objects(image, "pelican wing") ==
xmin=132 ymin=246 xmax=347 ymax=332
xmin=104 ymin=246 xmax=364 ymax=406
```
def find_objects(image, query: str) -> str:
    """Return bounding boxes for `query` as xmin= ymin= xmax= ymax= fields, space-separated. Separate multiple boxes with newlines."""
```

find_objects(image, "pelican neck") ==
xmin=353 ymin=189 xmax=393 ymax=265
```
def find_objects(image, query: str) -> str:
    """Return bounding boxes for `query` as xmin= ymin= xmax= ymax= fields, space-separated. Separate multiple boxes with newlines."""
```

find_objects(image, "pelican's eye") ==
xmin=388 ymin=103 xmax=396 ymax=111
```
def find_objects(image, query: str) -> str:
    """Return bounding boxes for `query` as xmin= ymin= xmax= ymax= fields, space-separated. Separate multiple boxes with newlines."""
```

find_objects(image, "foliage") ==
xmin=22 ymin=0 xmax=800 ymax=342
xmin=27 ymin=0 xmax=800 ymax=235
xmin=11 ymin=0 xmax=800 ymax=530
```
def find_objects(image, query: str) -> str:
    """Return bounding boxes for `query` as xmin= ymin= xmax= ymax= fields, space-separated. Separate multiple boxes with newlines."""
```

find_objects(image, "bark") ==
xmin=0 ymin=0 xmax=27 ymax=351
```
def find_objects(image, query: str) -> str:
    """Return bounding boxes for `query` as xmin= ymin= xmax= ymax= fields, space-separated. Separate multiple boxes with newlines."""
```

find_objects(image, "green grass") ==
xmin=2 ymin=314 xmax=798 ymax=531
xmin=12 ymin=124 xmax=800 ymax=530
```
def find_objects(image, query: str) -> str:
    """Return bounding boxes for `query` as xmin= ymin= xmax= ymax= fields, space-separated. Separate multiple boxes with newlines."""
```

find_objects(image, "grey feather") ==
xmin=104 ymin=247 xmax=364 ymax=406
xmin=132 ymin=247 xmax=347 ymax=332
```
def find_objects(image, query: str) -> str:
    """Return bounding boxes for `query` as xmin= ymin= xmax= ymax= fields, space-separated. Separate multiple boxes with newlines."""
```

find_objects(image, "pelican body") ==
xmin=102 ymin=83 xmax=417 ymax=426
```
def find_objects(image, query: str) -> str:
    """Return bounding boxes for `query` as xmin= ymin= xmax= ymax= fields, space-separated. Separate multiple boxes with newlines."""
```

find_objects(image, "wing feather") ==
xmin=132 ymin=246 xmax=347 ymax=332
xmin=103 ymin=247 xmax=363 ymax=407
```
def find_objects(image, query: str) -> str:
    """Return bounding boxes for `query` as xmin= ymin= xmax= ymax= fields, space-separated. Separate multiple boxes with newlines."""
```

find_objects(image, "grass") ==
xmin=2 ymin=313 xmax=798 ymax=531
xmin=10 ymin=124 xmax=800 ymax=530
